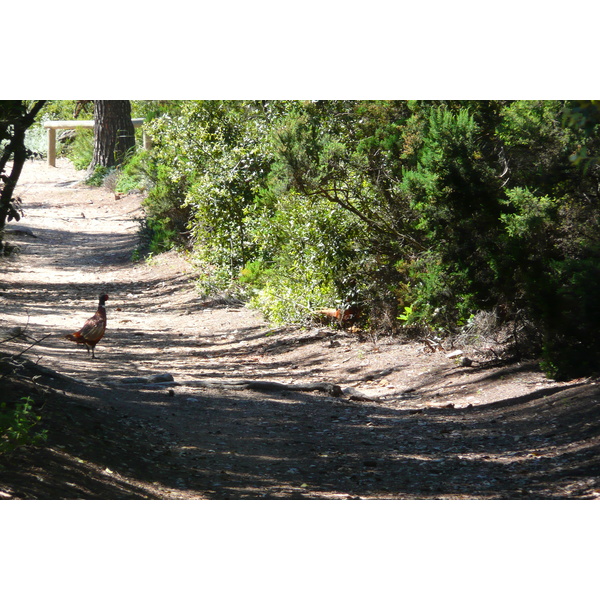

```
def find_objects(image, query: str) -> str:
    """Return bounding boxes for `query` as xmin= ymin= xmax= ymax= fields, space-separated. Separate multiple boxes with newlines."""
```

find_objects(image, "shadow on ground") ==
xmin=2 ymin=348 xmax=599 ymax=499
xmin=2 ymin=161 xmax=600 ymax=500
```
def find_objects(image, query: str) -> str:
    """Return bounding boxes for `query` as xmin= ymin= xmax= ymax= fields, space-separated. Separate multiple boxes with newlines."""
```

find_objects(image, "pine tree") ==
xmin=91 ymin=101 xmax=135 ymax=169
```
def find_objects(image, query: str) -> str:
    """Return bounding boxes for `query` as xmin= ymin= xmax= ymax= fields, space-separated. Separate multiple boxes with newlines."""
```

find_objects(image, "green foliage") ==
xmin=497 ymin=101 xmax=565 ymax=148
xmin=114 ymin=150 xmax=152 ymax=194
xmin=0 ymin=397 xmax=47 ymax=455
xmin=265 ymin=101 xmax=427 ymax=325
xmin=491 ymin=107 xmax=600 ymax=377
xmin=131 ymin=150 xmax=188 ymax=260
xmin=131 ymin=101 xmax=185 ymax=121
xmin=501 ymin=104 xmax=600 ymax=374
xmin=129 ymin=99 xmax=600 ymax=378
xmin=249 ymin=280 xmax=337 ymax=324
xmin=562 ymin=101 xmax=600 ymax=171
xmin=143 ymin=101 xmax=280 ymax=278
xmin=23 ymin=125 xmax=48 ymax=157
xmin=540 ymin=254 xmax=600 ymax=379
xmin=0 ymin=101 xmax=46 ymax=230
xmin=397 ymin=304 xmax=414 ymax=323
xmin=30 ymin=102 xmax=92 ymax=167
xmin=245 ymin=188 xmax=359 ymax=322
xmin=399 ymin=106 xmax=503 ymax=324
xmin=36 ymin=100 xmax=81 ymax=122
xmin=499 ymin=188 xmax=559 ymax=239
xmin=136 ymin=214 xmax=183 ymax=258
xmin=239 ymin=259 xmax=275 ymax=288
xmin=69 ymin=128 xmax=94 ymax=170
xmin=139 ymin=160 xmax=192 ymax=253
xmin=85 ymin=165 xmax=113 ymax=186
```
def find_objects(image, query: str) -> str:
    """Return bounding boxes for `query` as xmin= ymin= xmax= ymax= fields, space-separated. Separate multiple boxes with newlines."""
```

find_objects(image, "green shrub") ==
xmin=141 ymin=164 xmax=192 ymax=249
xmin=134 ymin=215 xmax=183 ymax=260
xmin=68 ymin=128 xmax=94 ymax=170
xmin=115 ymin=150 xmax=152 ymax=194
xmin=85 ymin=165 xmax=113 ymax=186
xmin=24 ymin=125 xmax=48 ymax=157
xmin=124 ymin=100 xmax=600 ymax=378
xmin=0 ymin=397 xmax=47 ymax=455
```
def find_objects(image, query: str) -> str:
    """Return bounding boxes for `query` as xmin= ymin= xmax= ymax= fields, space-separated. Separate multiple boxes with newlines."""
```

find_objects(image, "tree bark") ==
xmin=91 ymin=101 xmax=135 ymax=169
xmin=0 ymin=101 xmax=46 ymax=230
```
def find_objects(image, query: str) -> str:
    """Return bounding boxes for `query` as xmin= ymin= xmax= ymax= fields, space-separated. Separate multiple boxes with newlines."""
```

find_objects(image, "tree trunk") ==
xmin=0 ymin=101 xmax=46 ymax=230
xmin=91 ymin=101 xmax=135 ymax=169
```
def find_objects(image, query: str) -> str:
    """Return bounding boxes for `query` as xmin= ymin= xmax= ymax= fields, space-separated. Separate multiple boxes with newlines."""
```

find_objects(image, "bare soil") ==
xmin=1 ymin=158 xmax=600 ymax=499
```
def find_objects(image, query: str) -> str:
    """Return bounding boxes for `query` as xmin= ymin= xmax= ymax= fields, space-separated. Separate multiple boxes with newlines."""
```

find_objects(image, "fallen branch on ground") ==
xmin=106 ymin=374 xmax=384 ymax=402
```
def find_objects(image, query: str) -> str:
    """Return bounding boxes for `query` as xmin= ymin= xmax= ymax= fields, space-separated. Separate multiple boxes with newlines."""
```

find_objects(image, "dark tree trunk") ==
xmin=0 ymin=101 xmax=46 ymax=230
xmin=91 ymin=101 xmax=135 ymax=169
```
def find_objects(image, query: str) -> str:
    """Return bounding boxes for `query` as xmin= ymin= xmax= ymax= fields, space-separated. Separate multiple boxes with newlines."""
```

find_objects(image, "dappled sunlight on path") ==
xmin=2 ymin=159 xmax=600 ymax=500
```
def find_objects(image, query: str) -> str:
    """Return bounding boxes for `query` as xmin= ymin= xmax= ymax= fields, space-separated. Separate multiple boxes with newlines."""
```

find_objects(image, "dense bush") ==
xmin=135 ymin=100 xmax=600 ymax=378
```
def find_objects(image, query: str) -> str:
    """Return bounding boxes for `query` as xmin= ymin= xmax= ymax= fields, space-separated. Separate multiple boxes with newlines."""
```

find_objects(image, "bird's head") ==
xmin=99 ymin=293 xmax=109 ymax=304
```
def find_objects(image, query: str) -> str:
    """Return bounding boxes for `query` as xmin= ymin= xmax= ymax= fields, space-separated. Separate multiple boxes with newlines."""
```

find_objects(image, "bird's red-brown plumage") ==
xmin=65 ymin=293 xmax=108 ymax=358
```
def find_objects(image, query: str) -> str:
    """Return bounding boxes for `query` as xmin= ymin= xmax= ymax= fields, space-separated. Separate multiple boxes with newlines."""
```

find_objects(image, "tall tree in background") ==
xmin=91 ymin=101 xmax=135 ymax=169
xmin=0 ymin=100 xmax=46 ymax=230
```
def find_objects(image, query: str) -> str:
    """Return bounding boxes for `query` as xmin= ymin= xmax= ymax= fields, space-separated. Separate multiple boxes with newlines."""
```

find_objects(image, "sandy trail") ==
xmin=1 ymin=159 xmax=599 ymax=500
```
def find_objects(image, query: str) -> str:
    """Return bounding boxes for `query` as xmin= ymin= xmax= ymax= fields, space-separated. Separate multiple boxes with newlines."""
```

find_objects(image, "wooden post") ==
xmin=47 ymin=127 xmax=56 ymax=167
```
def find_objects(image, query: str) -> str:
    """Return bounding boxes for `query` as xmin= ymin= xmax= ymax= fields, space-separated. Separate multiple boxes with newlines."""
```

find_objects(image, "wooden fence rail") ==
xmin=43 ymin=118 xmax=149 ymax=167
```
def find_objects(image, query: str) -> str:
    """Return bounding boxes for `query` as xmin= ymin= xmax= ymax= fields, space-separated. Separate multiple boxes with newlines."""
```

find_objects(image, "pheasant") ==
xmin=65 ymin=293 xmax=109 ymax=359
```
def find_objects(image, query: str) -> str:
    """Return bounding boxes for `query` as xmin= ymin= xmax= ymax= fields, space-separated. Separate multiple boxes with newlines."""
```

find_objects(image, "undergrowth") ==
xmin=0 ymin=396 xmax=47 ymax=455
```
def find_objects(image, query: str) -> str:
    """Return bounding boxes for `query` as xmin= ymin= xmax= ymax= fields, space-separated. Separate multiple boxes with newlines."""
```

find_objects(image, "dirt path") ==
xmin=1 ymin=158 xmax=600 ymax=499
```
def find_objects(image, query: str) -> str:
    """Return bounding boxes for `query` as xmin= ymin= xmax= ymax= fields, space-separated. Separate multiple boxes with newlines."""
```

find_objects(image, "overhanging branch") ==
xmin=309 ymin=184 xmax=427 ymax=253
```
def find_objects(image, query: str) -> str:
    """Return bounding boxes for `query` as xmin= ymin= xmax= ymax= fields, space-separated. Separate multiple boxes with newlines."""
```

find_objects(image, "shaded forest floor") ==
xmin=1 ymin=159 xmax=600 ymax=499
